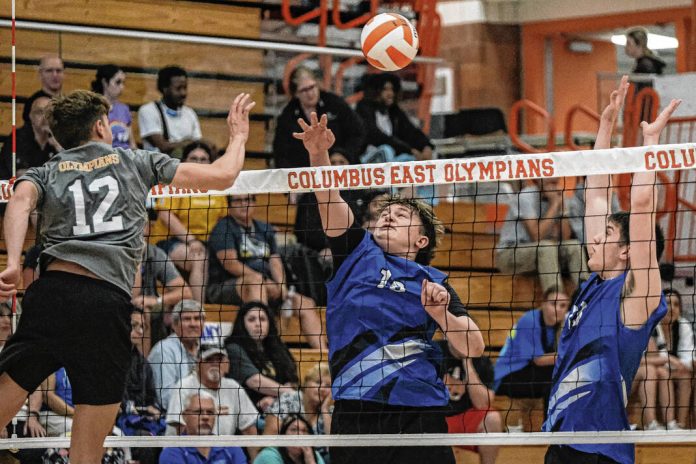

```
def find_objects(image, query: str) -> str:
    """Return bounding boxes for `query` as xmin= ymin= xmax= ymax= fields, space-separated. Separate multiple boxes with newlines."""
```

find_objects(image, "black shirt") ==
xmin=0 ymin=125 xmax=56 ymax=179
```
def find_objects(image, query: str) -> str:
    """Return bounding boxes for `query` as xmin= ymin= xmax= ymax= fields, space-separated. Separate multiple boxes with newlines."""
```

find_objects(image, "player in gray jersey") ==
xmin=0 ymin=90 xmax=255 ymax=463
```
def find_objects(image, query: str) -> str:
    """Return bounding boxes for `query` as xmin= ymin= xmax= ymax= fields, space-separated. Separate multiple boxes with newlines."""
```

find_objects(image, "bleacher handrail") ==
xmin=564 ymin=104 xmax=599 ymax=150
xmin=509 ymin=99 xmax=556 ymax=154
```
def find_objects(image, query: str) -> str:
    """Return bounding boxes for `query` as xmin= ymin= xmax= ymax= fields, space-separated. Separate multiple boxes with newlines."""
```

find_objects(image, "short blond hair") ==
xmin=303 ymin=362 xmax=330 ymax=386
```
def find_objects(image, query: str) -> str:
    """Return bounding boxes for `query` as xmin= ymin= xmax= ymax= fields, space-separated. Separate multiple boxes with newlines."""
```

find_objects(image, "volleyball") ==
xmin=360 ymin=13 xmax=419 ymax=72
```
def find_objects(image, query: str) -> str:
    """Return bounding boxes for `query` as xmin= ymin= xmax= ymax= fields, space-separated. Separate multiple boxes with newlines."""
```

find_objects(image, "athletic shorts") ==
xmin=205 ymin=277 xmax=242 ymax=306
xmin=0 ymin=271 xmax=133 ymax=405
xmin=545 ymin=446 xmax=619 ymax=464
xmin=446 ymin=408 xmax=491 ymax=452
xmin=331 ymin=400 xmax=455 ymax=464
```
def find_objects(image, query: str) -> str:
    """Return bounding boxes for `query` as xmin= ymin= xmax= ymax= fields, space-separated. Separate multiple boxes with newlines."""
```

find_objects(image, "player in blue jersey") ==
xmin=293 ymin=113 xmax=485 ymax=464
xmin=543 ymin=76 xmax=681 ymax=464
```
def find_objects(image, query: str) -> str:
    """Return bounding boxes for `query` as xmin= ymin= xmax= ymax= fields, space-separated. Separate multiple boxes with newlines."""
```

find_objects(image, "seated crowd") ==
xmin=0 ymin=53 xmax=694 ymax=464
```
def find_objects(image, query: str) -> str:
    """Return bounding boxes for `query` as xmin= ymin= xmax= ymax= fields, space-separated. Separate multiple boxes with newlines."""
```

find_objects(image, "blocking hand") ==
xmin=641 ymin=98 xmax=682 ymax=142
xmin=292 ymin=112 xmax=336 ymax=157
xmin=227 ymin=93 xmax=256 ymax=142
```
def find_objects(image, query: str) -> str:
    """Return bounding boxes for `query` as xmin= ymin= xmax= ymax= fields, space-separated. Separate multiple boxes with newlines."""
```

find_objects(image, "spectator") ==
xmin=148 ymin=300 xmax=205 ymax=410
xmin=150 ymin=142 xmax=226 ymax=303
xmin=625 ymin=27 xmax=666 ymax=75
xmin=273 ymin=66 xmax=364 ymax=169
xmin=91 ymin=64 xmax=136 ymax=149
xmin=0 ymin=300 xmax=47 ymax=464
xmin=224 ymin=302 xmax=298 ymax=413
xmin=441 ymin=341 xmax=501 ymax=464
xmin=165 ymin=344 xmax=259 ymax=459
xmin=22 ymin=55 xmax=64 ymax=125
xmin=356 ymin=73 xmax=434 ymax=163
xmin=253 ymin=414 xmax=325 ymax=464
xmin=135 ymin=208 xmax=193 ymax=345
xmin=159 ymin=391 xmax=248 ymax=464
xmin=263 ymin=363 xmax=332 ymax=463
xmin=650 ymin=289 xmax=693 ymax=429
xmin=207 ymin=194 xmax=325 ymax=349
xmin=117 ymin=308 xmax=164 ymax=464
xmin=0 ymin=96 xmax=61 ymax=179
xmin=39 ymin=368 xmax=74 ymax=437
xmin=631 ymin=337 xmax=665 ymax=430
xmin=496 ymin=178 xmax=589 ymax=296
xmin=493 ymin=288 xmax=569 ymax=409
xmin=138 ymin=65 xmax=202 ymax=155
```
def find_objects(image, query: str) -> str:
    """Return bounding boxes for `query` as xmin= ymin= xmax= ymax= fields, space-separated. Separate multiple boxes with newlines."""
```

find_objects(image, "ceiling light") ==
xmin=611 ymin=33 xmax=679 ymax=50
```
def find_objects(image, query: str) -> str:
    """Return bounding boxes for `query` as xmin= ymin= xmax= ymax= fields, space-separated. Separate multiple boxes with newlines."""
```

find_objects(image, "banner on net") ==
xmin=0 ymin=143 xmax=694 ymax=201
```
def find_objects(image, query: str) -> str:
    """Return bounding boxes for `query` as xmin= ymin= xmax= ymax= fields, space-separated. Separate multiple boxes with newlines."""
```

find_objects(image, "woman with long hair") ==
xmin=625 ymin=27 xmax=666 ymax=75
xmin=253 ymin=414 xmax=326 ymax=464
xmin=91 ymin=64 xmax=136 ymax=149
xmin=225 ymin=302 xmax=298 ymax=411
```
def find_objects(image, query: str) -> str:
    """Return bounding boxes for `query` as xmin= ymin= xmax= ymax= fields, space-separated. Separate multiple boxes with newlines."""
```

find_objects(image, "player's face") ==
xmin=103 ymin=71 xmax=126 ymax=101
xmin=39 ymin=57 xmax=64 ymax=93
xmin=666 ymin=294 xmax=681 ymax=323
xmin=373 ymin=204 xmax=427 ymax=258
xmin=244 ymin=308 xmax=269 ymax=342
xmin=183 ymin=396 xmax=216 ymax=435
xmin=295 ymin=76 xmax=320 ymax=109
xmin=588 ymin=220 xmax=627 ymax=273
xmin=129 ymin=312 xmax=145 ymax=348
xmin=379 ymin=82 xmax=395 ymax=106
xmin=175 ymin=311 xmax=205 ymax=340
xmin=163 ymin=76 xmax=188 ymax=108
xmin=541 ymin=292 xmax=570 ymax=326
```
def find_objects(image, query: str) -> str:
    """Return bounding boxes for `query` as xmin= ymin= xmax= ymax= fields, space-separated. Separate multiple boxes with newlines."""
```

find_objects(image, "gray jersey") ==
xmin=18 ymin=142 xmax=180 ymax=295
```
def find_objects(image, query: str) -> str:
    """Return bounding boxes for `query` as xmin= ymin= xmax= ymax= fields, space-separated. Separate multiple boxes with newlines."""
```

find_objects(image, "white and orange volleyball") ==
xmin=360 ymin=13 xmax=419 ymax=72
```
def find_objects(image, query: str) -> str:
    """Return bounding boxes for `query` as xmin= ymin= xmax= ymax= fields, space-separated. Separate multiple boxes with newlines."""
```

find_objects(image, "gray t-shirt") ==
xmin=141 ymin=244 xmax=181 ymax=296
xmin=498 ymin=185 xmax=582 ymax=249
xmin=18 ymin=142 xmax=180 ymax=295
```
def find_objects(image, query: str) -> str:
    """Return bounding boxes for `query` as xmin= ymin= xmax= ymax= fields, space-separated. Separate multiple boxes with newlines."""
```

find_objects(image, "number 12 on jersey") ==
xmin=68 ymin=176 xmax=124 ymax=235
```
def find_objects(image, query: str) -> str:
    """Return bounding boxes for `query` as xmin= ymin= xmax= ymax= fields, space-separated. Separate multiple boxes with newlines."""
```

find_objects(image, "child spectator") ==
xmin=91 ymin=64 xmax=136 ymax=149
xmin=253 ymin=414 xmax=325 ymax=464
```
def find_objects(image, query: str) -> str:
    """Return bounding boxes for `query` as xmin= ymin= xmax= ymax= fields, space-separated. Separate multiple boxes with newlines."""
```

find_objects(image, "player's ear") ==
xmin=415 ymin=234 xmax=429 ymax=250
xmin=93 ymin=115 xmax=108 ymax=139
xmin=620 ymin=243 xmax=630 ymax=263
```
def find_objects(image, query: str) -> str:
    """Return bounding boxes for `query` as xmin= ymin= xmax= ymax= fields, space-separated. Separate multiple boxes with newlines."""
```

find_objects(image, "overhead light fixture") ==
xmin=611 ymin=33 xmax=679 ymax=50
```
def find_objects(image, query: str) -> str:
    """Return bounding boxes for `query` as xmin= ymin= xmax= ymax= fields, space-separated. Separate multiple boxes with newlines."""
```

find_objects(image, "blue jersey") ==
xmin=326 ymin=232 xmax=450 ymax=407
xmin=543 ymin=272 xmax=667 ymax=464
xmin=158 ymin=446 xmax=247 ymax=464
xmin=493 ymin=309 xmax=556 ymax=391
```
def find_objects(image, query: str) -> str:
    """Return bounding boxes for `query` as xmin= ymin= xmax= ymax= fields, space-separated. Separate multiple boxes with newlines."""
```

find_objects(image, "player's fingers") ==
xmin=238 ymin=93 xmax=250 ymax=111
xmin=319 ymin=113 xmax=328 ymax=128
xmin=310 ymin=112 xmax=319 ymax=126
xmin=244 ymin=100 xmax=256 ymax=114
xmin=421 ymin=279 xmax=428 ymax=306
xmin=292 ymin=132 xmax=305 ymax=140
xmin=297 ymin=118 xmax=310 ymax=131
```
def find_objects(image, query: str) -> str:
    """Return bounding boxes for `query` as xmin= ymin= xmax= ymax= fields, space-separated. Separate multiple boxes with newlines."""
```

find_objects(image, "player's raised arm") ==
xmin=293 ymin=112 xmax=354 ymax=237
xmin=170 ymin=93 xmax=255 ymax=190
xmin=585 ymin=76 xmax=629 ymax=252
xmin=623 ymin=99 xmax=681 ymax=326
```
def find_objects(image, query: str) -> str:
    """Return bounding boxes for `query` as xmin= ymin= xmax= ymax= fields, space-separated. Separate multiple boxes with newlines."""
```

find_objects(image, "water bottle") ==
xmin=281 ymin=285 xmax=296 ymax=318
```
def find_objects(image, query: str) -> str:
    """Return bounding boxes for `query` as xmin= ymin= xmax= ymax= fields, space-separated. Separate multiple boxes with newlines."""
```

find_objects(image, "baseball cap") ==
xmin=199 ymin=345 xmax=228 ymax=360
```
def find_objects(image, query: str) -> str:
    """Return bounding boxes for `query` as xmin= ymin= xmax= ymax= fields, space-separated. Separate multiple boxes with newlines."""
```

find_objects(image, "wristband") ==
xmin=28 ymin=410 xmax=40 ymax=418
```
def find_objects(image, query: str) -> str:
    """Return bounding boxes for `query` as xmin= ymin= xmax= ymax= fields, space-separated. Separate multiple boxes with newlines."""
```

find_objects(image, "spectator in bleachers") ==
xmin=253 ymin=414 xmax=325 ymax=464
xmin=441 ymin=341 xmax=501 ymax=464
xmin=272 ymin=66 xmax=364 ymax=169
xmin=495 ymin=178 xmax=589 ymax=296
xmin=0 ymin=96 xmax=61 ymax=179
xmin=22 ymin=55 xmax=64 ymax=125
xmin=138 ymin=65 xmax=202 ymax=156
xmin=207 ymin=194 xmax=325 ymax=349
xmin=148 ymin=300 xmax=205 ymax=410
xmin=165 ymin=344 xmax=259 ymax=459
xmin=117 ymin=308 xmax=164 ymax=464
xmin=159 ymin=391 xmax=248 ymax=464
xmin=91 ymin=64 xmax=136 ymax=149
xmin=150 ymin=142 xmax=225 ymax=304
xmin=0 ymin=300 xmax=47 ymax=464
xmin=263 ymin=362 xmax=332 ymax=463
xmin=224 ymin=302 xmax=298 ymax=415
xmin=356 ymin=73 xmax=434 ymax=164
xmin=39 ymin=367 xmax=74 ymax=437
xmin=631 ymin=338 xmax=666 ymax=430
xmin=493 ymin=288 xmax=570 ymax=410
xmin=134 ymin=208 xmax=193 ymax=346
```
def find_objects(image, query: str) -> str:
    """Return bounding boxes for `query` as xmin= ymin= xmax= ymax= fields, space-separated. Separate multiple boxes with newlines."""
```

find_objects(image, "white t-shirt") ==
xmin=137 ymin=101 xmax=202 ymax=152
xmin=165 ymin=373 xmax=258 ymax=436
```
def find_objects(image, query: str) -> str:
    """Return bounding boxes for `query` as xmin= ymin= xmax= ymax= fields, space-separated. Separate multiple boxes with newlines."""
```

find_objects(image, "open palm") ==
xmin=292 ymin=112 xmax=336 ymax=155
xmin=601 ymin=75 xmax=629 ymax=123
xmin=642 ymin=98 xmax=681 ymax=141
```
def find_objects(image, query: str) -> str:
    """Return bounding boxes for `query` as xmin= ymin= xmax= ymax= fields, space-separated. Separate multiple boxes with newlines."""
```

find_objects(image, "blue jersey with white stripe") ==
xmin=543 ymin=272 xmax=667 ymax=464
xmin=326 ymin=232 xmax=449 ymax=407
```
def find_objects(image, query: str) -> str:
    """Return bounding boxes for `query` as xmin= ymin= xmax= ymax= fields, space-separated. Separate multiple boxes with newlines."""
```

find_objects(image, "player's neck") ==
xmin=599 ymin=267 xmax=625 ymax=280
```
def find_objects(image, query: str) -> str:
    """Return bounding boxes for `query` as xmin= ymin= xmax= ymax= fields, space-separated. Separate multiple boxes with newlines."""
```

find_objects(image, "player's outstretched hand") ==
xmin=601 ymin=75 xmax=630 ymax=124
xmin=227 ymin=93 xmax=256 ymax=142
xmin=421 ymin=279 xmax=450 ymax=318
xmin=641 ymin=98 xmax=682 ymax=141
xmin=292 ymin=112 xmax=336 ymax=157
xmin=0 ymin=265 xmax=20 ymax=298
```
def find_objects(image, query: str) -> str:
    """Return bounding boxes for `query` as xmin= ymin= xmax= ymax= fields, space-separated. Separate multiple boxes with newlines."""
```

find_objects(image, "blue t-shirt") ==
xmin=543 ymin=272 xmax=667 ymax=464
xmin=158 ymin=446 xmax=247 ymax=464
xmin=493 ymin=309 xmax=556 ymax=390
xmin=55 ymin=368 xmax=73 ymax=408
xmin=327 ymin=231 xmax=456 ymax=407
xmin=109 ymin=101 xmax=133 ymax=149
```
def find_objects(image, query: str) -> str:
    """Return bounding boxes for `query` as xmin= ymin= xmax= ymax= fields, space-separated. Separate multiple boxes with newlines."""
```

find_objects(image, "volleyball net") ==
xmin=0 ymin=142 xmax=694 ymax=460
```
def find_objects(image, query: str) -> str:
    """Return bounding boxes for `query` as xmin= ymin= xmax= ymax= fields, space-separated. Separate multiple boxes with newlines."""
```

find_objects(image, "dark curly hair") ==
xmin=46 ymin=90 xmax=110 ymax=150
xmin=224 ymin=302 xmax=298 ymax=385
